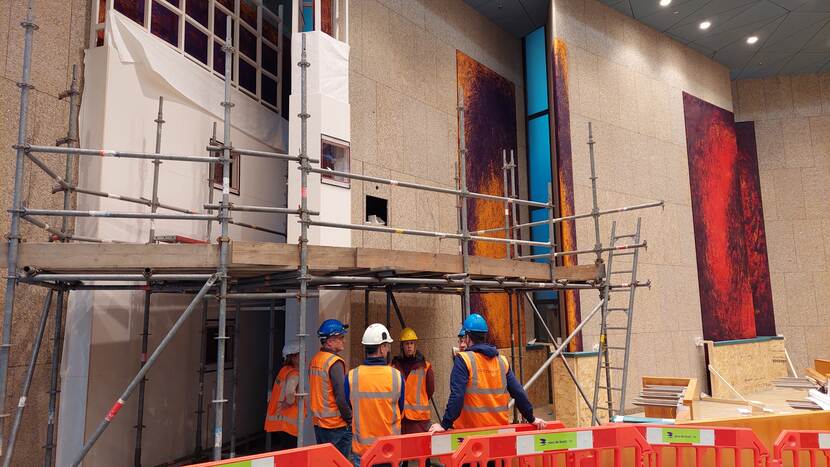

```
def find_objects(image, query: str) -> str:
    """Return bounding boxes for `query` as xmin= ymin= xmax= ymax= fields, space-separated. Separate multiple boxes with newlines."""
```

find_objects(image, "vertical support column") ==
xmin=148 ymin=97 xmax=164 ymax=244
xmin=3 ymin=291 xmax=53 ymax=467
xmin=546 ymin=182 xmax=556 ymax=276
xmin=206 ymin=122 xmax=218 ymax=241
xmin=44 ymin=288 xmax=64 ymax=467
xmin=212 ymin=15 xmax=234 ymax=460
xmin=296 ymin=33 xmax=312 ymax=447
xmin=0 ymin=3 xmax=37 ymax=455
xmin=501 ymin=150 xmax=511 ymax=260
xmin=265 ymin=300 xmax=276 ymax=452
xmin=508 ymin=150 xmax=519 ymax=259
xmin=194 ymin=300 xmax=208 ymax=457
xmin=229 ymin=303 xmax=240 ymax=458
xmin=587 ymin=122 xmax=602 ymax=264
xmin=457 ymin=90 xmax=471 ymax=317
xmin=45 ymin=62 xmax=78 ymax=467
xmin=507 ymin=289 xmax=517 ymax=423
xmin=133 ymin=290 xmax=151 ymax=467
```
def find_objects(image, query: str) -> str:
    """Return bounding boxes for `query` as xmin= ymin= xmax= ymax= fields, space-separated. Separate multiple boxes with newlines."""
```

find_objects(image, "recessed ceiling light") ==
xmin=699 ymin=21 xmax=711 ymax=30
xmin=659 ymin=0 xmax=672 ymax=6
xmin=747 ymin=36 xmax=758 ymax=44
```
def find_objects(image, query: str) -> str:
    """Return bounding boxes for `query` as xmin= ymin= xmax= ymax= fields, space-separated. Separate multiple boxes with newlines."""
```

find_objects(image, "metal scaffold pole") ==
xmin=134 ymin=95 xmax=164 ymax=467
xmin=212 ymin=15 xmax=234 ymax=461
xmin=70 ymin=275 xmax=219 ymax=466
xmin=296 ymin=32 xmax=311 ymax=448
xmin=3 ymin=291 xmax=53 ymax=467
xmin=587 ymin=122 xmax=603 ymax=264
xmin=194 ymin=300 xmax=208 ymax=458
xmin=457 ymin=89 xmax=471 ymax=317
xmin=45 ymin=63 xmax=79 ymax=467
xmin=0 ymin=3 xmax=37 ymax=457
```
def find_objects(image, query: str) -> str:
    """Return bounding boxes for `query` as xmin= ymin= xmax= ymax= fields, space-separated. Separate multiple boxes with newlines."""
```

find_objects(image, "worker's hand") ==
xmin=532 ymin=417 xmax=547 ymax=430
xmin=428 ymin=423 xmax=446 ymax=433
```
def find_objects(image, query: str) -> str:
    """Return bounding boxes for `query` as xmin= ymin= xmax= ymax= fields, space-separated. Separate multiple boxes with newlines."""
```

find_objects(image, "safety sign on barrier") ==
xmin=645 ymin=427 xmax=715 ymax=446
xmin=218 ymin=459 xmax=272 ymax=467
xmin=821 ymin=433 xmax=830 ymax=449
xmin=515 ymin=431 xmax=594 ymax=455
xmin=431 ymin=428 xmax=511 ymax=454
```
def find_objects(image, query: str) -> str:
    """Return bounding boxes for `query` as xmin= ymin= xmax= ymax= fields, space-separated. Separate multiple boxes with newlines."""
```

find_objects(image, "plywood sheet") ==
xmin=705 ymin=338 xmax=789 ymax=399
xmin=552 ymin=352 xmax=604 ymax=427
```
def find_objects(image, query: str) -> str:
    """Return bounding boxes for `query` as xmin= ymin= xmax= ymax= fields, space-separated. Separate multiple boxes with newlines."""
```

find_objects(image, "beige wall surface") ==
xmin=0 ymin=0 xmax=87 ymax=464
xmin=346 ymin=0 xmax=527 ymax=416
xmin=551 ymin=0 xmax=733 ymax=412
xmin=733 ymin=72 xmax=830 ymax=373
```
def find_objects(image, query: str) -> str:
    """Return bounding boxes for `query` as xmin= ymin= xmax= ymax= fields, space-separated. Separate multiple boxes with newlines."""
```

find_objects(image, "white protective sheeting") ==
xmin=290 ymin=30 xmax=350 ymax=104
xmin=107 ymin=10 xmax=287 ymax=148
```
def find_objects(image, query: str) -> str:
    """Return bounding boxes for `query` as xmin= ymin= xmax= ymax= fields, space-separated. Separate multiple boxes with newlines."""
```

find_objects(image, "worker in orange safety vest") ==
xmin=309 ymin=319 xmax=352 ymax=459
xmin=345 ymin=323 xmax=405 ymax=467
xmin=265 ymin=342 xmax=301 ymax=450
xmin=430 ymin=313 xmax=546 ymax=432
xmin=391 ymin=327 xmax=434 ymax=434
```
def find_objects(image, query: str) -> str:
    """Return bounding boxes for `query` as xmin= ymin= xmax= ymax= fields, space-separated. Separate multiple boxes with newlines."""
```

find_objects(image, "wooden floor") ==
xmin=4 ymin=242 xmax=604 ymax=282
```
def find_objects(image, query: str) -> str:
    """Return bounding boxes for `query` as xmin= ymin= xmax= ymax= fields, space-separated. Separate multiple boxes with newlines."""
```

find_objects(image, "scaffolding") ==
xmin=1 ymin=3 xmax=664 ymax=466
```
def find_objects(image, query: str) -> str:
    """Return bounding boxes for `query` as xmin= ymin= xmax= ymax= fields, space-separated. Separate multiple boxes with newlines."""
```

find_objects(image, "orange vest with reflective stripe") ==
xmin=347 ymin=365 xmax=402 ymax=455
xmin=264 ymin=365 xmax=299 ymax=435
xmin=309 ymin=351 xmax=347 ymax=429
xmin=454 ymin=351 xmax=510 ymax=429
xmin=401 ymin=361 xmax=431 ymax=421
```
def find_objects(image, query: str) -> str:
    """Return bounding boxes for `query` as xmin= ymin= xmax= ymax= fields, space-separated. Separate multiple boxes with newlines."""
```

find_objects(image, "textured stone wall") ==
xmin=346 ymin=0 xmax=527 ymax=418
xmin=0 ymin=0 xmax=88 ymax=463
xmin=733 ymin=72 xmax=830 ymax=373
xmin=552 ymin=0 xmax=733 ymax=411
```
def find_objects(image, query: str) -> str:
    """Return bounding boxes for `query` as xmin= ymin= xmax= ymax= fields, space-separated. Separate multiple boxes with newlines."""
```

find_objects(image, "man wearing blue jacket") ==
xmin=429 ymin=313 xmax=546 ymax=432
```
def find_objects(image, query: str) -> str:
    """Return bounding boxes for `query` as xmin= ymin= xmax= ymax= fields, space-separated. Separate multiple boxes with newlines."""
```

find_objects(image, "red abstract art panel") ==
xmin=682 ymin=92 xmax=775 ymax=341
xmin=456 ymin=51 xmax=518 ymax=349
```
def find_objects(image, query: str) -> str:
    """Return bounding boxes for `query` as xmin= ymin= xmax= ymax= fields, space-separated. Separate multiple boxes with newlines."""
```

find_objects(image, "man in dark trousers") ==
xmin=429 ymin=313 xmax=546 ymax=432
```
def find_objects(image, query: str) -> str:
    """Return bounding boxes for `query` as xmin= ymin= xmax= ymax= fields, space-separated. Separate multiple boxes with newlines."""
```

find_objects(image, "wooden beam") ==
xmin=3 ymin=242 xmax=220 ymax=272
xmin=3 ymin=242 xmax=603 ymax=283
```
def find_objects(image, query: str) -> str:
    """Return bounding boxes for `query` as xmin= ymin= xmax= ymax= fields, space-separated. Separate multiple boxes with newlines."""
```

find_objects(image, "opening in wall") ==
xmin=365 ymin=195 xmax=387 ymax=226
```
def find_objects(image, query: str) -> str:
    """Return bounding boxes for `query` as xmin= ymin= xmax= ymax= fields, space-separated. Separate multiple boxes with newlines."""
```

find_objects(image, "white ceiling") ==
xmin=466 ymin=0 xmax=830 ymax=79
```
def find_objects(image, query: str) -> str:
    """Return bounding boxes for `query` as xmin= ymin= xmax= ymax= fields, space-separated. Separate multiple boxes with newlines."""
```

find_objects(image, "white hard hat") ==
xmin=361 ymin=323 xmax=393 ymax=345
xmin=282 ymin=342 xmax=299 ymax=357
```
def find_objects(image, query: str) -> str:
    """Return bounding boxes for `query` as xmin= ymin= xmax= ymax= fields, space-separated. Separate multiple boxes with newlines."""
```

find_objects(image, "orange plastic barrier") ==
xmin=359 ymin=421 xmax=565 ymax=467
xmin=184 ymin=443 xmax=351 ymax=467
xmin=771 ymin=430 xmax=830 ymax=467
xmin=636 ymin=424 xmax=768 ymax=467
xmin=450 ymin=424 xmax=650 ymax=467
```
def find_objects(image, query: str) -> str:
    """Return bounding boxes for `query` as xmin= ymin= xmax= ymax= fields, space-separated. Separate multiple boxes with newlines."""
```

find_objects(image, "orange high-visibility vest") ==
xmin=348 ymin=365 xmax=402 ymax=455
xmin=309 ymin=351 xmax=347 ymax=429
xmin=264 ymin=365 xmax=299 ymax=435
xmin=454 ymin=351 xmax=510 ymax=429
xmin=402 ymin=361 xmax=432 ymax=421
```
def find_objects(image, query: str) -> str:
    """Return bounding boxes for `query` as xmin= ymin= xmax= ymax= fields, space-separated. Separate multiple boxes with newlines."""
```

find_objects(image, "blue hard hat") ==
xmin=318 ymin=319 xmax=349 ymax=338
xmin=462 ymin=313 xmax=488 ymax=333
xmin=457 ymin=326 xmax=466 ymax=338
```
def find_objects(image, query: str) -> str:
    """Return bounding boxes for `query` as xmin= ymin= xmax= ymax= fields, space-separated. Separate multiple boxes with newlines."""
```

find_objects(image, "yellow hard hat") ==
xmin=399 ymin=327 xmax=418 ymax=342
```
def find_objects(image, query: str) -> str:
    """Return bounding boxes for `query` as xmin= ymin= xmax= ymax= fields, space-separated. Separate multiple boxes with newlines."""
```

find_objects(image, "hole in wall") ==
xmin=366 ymin=195 xmax=388 ymax=225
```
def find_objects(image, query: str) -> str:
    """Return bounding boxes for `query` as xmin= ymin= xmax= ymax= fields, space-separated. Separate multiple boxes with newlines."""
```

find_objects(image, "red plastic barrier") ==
xmin=360 ymin=421 xmax=565 ymax=467
xmin=450 ymin=424 xmax=650 ymax=467
xmin=771 ymin=430 xmax=830 ymax=467
xmin=636 ymin=425 xmax=768 ymax=467
xmin=184 ymin=443 xmax=351 ymax=467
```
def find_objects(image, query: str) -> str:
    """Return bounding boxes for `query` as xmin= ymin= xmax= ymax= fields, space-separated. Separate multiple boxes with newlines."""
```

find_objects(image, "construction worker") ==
xmin=430 ymin=313 xmax=546 ymax=432
xmin=309 ymin=319 xmax=352 ymax=459
xmin=265 ymin=342 xmax=301 ymax=450
xmin=391 ymin=327 xmax=434 ymax=434
xmin=345 ymin=323 xmax=405 ymax=467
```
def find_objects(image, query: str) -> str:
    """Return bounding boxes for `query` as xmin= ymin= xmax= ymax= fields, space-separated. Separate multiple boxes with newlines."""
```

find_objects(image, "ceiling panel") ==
xmin=464 ymin=0 xmax=830 ymax=79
